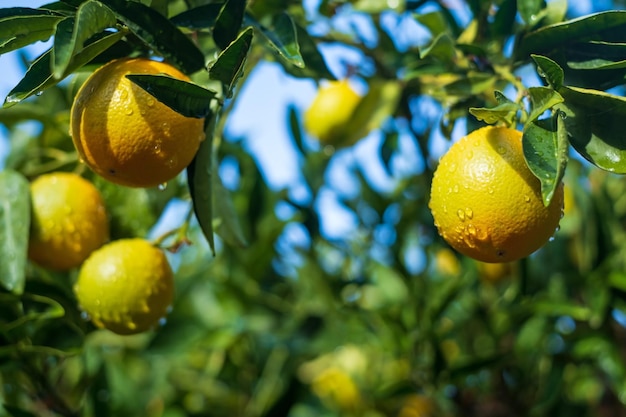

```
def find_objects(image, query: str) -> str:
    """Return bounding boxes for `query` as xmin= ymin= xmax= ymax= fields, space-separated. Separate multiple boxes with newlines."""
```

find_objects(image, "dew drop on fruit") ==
xmin=125 ymin=108 xmax=134 ymax=116
xmin=80 ymin=311 xmax=91 ymax=321
xmin=524 ymin=195 xmax=531 ymax=203
xmin=158 ymin=182 xmax=168 ymax=191
xmin=449 ymin=163 xmax=457 ymax=173
xmin=465 ymin=208 xmax=473 ymax=219
xmin=497 ymin=146 xmax=506 ymax=155
xmin=457 ymin=209 xmax=465 ymax=221
xmin=466 ymin=150 xmax=474 ymax=159
xmin=158 ymin=317 xmax=168 ymax=327
xmin=146 ymin=98 xmax=155 ymax=107
xmin=549 ymin=235 xmax=556 ymax=242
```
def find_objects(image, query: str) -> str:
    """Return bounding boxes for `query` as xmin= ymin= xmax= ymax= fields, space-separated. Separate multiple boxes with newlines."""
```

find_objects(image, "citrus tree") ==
xmin=1 ymin=0 xmax=626 ymax=416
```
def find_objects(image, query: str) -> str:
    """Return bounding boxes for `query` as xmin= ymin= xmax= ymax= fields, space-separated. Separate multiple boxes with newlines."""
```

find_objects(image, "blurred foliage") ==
xmin=1 ymin=0 xmax=626 ymax=416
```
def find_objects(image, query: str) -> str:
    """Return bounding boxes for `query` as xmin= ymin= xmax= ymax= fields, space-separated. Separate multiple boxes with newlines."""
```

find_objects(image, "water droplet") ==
xmin=488 ymin=188 xmax=494 ymax=194
xmin=125 ymin=108 xmax=134 ymax=116
xmin=465 ymin=208 xmax=473 ymax=219
xmin=35 ymin=91 xmax=43 ymax=96
xmin=158 ymin=182 xmax=168 ymax=191
xmin=80 ymin=311 xmax=91 ymax=321
xmin=555 ymin=225 xmax=561 ymax=232
xmin=120 ymin=90 xmax=128 ymax=100
xmin=449 ymin=163 xmax=457 ymax=173
xmin=549 ymin=236 xmax=556 ymax=242
xmin=158 ymin=317 xmax=168 ymax=327
xmin=466 ymin=150 xmax=474 ymax=159
xmin=165 ymin=157 xmax=178 ymax=168
xmin=524 ymin=195 xmax=531 ymax=203
xmin=146 ymin=98 xmax=155 ymax=107
xmin=457 ymin=209 xmax=465 ymax=221
xmin=467 ymin=224 xmax=477 ymax=237
xmin=497 ymin=146 xmax=506 ymax=155
xmin=453 ymin=185 xmax=459 ymax=193
xmin=127 ymin=321 xmax=137 ymax=330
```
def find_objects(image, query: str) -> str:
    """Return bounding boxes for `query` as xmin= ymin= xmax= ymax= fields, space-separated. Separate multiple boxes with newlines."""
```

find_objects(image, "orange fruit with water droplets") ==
xmin=70 ymin=58 xmax=205 ymax=188
xmin=429 ymin=126 xmax=564 ymax=263
xmin=28 ymin=172 xmax=109 ymax=271
xmin=74 ymin=238 xmax=174 ymax=335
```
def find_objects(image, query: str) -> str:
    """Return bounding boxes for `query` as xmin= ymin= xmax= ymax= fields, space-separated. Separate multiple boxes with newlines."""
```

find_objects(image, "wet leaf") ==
xmin=126 ymin=74 xmax=216 ymax=118
xmin=527 ymin=86 xmax=564 ymax=123
xmin=209 ymin=26 xmax=253 ymax=97
xmin=517 ymin=0 xmax=543 ymax=25
xmin=4 ymin=30 xmax=124 ymax=106
xmin=532 ymin=54 xmax=564 ymax=89
xmin=99 ymin=0 xmax=205 ymax=73
xmin=556 ymin=86 xmax=626 ymax=173
xmin=522 ymin=113 xmax=568 ymax=205
xmin=0 ymin=170 xmax=29 ymax=295
xmin=52 ymin=0 xmax=117 ymax=78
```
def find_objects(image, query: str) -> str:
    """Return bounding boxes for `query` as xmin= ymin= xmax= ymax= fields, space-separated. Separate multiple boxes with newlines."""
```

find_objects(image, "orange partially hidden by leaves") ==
xmin=429 ymin=126 xmax=564 ymax=263
xmin=74 ymin=238 xmax=174 ymax=335
xmin=303 ymin=79 xmax=361 ymax=146
xmin=28 ymin=172 xmax=109 ymax=271
xmin=70 ymin=58 xmax=205 ymax=188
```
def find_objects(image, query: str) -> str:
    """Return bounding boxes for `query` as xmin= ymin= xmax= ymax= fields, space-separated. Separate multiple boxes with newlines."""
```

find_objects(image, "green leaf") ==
xmin=209 ymin=26 xmax=253 ymax=97
xmin=555 ymin=86 xmax=626 ymax=173
xmin=170 ymin=3 xmax=224 ymax=29
xmin=443 ymin=73 xmax=496 ymax=96
xmin=531 ymin=299 xmax=591 ymax=321
xmin=518 ymin=10 xmax=626 ymax=58
xmin=288 ymin=105 xmax=306 ymax=155
xmin=0 ymin=170 xmax=29 ymax=295
xmin=522 ymin=113 xmax=568 ymax=205
xmin=531 ymin=54 xmax=564 ymax=89
xmin=0 ymin=12 xmax=63 ymax=55
xmin=126 ymin=74 xmax=216 ymax=118
xmin=280 ymin=23 xmax=335 ymax=80
xmin=213 ymin=0 xmax=246 ymax=50
xmin=469 ymin=90 xmax=520 ymax=124
xmin=526 ymin=86 xmax=564 ymax=123
xmin=187 ymin=129 xmax=216 ymax=255
xmin=415 ymin=10 xmax=450 ymax=36
xmin=1 ymin=294 xmax=65 ymax=333
xmin=52 ymin=0 xmax=117 ymax=78
xmin=419 ymin=32 xmax=455 ymax=62
xmin=567 ymin=58 xmax=626 ymax=70
xmin=4 ymin=30 xmax=124 ymax=106
xmin=517 ymin=0 xmax=543 ymax=25
xmin=247 ymin=12 xmax=304 ymax=68
xmin=99 ymin=0 xmax=205 ymax=73
xmin=214 ymin=174 xmax=248 ymax=248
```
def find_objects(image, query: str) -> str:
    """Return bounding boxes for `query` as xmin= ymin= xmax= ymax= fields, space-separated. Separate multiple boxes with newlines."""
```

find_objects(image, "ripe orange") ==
xmin=74 ymin=238 xmax=174 ymax=335
xmin=70 ymin=58 xmax=205 ymax=188
xmin=429 ymin=126 xmax=564 ymax=263
xmin=303 ymin=80 xmax=361 ymax=146
xmin=28 ymin=172 xmax=109 ymax=271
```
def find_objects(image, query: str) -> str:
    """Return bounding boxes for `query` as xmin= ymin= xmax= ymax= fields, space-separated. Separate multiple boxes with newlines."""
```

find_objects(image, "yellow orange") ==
xmin=429 ymin=126 xmax=564 ymax=263
xmin=70 ymin=58 xmax=205 ymax=188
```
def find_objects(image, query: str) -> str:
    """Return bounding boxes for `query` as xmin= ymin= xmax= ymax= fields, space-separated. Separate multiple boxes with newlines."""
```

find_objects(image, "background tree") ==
xmin=1 ymin=0 xmax=626 ymax=416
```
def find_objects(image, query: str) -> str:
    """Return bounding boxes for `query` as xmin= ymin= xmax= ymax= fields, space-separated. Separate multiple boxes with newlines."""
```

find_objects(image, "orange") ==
xmin=28 ymin=172 xmax=109 ymax=271
xmin=476 ymin=261 xmax=516 ymax=283
xmin=70 ymin=58 xmax=205 ymax=188
xmin=303 ymin=80 xmax=361 ymax=146
xmin=74 ymin=238 xmax=174 ymax=335
xmin=429 ymin=126 xmax=564 ymax=263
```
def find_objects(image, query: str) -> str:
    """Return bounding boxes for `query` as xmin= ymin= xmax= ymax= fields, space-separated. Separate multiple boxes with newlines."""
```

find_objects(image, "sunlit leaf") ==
xmin=127 ymin=74 xmax=216 ymax=118
xmin=0 ymin=170 xmax=29 ymax=295
xmin=527 ymin=86 xmax=564 ymax=123
xmin=556 ymin=86 xmax=626 ymax=173
xmin=523 ymin=113 xmax=568 ymax=205
xmin=4 ymin=30 xmax=124 ymax=106
xmin=213 ymin=0 xmax=246 ymax=50
xmin=247 ymin=12 xmax=303 ymax=68
xmin=517 ymin=0 xmax=543 ymax=25
xmin=280 ymin=23 xmax=335 ymax=80
xmin=469 ymin=90 xmax=521 ymax=124
xmin=52 ymin=0 xmax=117 ymax=78
xmin=568 ymin=58 xmax=626 ymax=70
xmin=531 ymin=54 xmax=564 ymax=89
xmin=0 ymin=11 xmax=63 ymax=55
xmin=209 ymin=26 xmax=253 ymax=97
xmin=99 ymin=0 xmax=205 ymax=73
xmin=518 ymin=10 xmax=626 ymax=58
